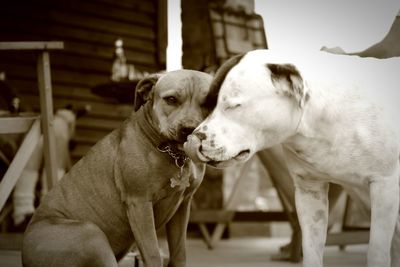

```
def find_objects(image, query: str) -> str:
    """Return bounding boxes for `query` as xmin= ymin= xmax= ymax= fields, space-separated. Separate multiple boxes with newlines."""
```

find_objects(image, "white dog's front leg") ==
xmin=369 ymin=176 xmax=399 ymax=267
xmin=294 ymin=176 xmax=329 ymax=267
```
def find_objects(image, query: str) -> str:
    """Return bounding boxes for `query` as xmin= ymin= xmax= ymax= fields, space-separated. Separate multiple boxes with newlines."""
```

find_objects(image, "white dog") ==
xmin=184 ymin=50 xmax=400 ymax=267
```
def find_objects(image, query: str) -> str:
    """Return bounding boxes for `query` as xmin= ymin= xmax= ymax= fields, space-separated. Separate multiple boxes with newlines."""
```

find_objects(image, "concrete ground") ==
xmin=1 ymin=237 xmax=367 ymax=267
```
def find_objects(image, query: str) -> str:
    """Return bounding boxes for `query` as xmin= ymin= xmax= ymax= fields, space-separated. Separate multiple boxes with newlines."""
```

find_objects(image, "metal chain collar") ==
xmin=157 ymin=143 xmax=189 ymax=168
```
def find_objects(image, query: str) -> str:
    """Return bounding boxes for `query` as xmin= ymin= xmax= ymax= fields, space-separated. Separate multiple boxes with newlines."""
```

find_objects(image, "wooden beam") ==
xmin=191 ymin=210 xmax=235 ymax=223
xmin=0 ymin=119 xmax=41 ymax=211
xmin=0 ymin=41 xmax=64 ymax=50
xmin=190 ymin=210 xmax=288 ymax=223
xmin=0 ymin=116 xmax=38 ymax=134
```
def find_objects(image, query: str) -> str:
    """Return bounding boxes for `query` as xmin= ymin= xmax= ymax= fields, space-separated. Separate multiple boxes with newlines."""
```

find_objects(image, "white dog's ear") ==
xmin=134 ymin=73 xmax=162 ymax=111
xmin=267 ymin=63 xmax=308 ymax=108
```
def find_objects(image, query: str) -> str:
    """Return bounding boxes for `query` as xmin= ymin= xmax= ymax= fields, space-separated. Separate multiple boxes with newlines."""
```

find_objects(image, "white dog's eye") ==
xmin=226 ymin=103 xmax=241 ymax=110
xmin=164 ymin=96 xmax=178 ymax=105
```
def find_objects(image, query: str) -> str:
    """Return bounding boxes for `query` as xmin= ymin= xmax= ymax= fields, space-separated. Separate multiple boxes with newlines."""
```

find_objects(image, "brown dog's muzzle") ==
xmin=183 ymin=131 xmax=212 ymax=163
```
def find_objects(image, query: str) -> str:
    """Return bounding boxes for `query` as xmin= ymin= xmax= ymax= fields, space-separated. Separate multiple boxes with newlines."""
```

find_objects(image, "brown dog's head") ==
xmin=134 ymin=70 xmax=213 ymax=143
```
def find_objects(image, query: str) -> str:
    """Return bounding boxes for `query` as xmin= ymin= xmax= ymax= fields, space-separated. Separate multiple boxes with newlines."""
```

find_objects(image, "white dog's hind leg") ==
xmin=294 ymin=177 xmax=329 ymax=267
xmin=369 ymin=176 xmax=399 ymax=267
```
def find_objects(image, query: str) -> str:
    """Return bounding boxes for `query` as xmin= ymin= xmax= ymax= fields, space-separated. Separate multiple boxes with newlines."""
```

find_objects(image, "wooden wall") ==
xmin=0 ymin=0 xmax=166 ymax=162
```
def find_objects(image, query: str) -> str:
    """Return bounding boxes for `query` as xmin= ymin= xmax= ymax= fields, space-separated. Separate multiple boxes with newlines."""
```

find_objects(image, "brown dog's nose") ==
xmin=180 ymin=127 xmax=196 ymax=140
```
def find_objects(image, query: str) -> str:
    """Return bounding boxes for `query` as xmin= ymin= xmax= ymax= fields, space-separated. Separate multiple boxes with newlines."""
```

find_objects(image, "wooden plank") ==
xmin=0 ymin=51 xmax=156 ymax=78
xmin=191 ymin=210 xmax=235 ymax=223
xmin=0 ymin=63 xmax=108 ymax=88
xmin=0 ymin=119 xmax=41 ymax=211
xmin=47 ymin=86 xmax=118 ymax=105
xmin=89 ymin=0 xmax=156 ymax=14
xmin=76 ymin=117 xmax=124 ymax=131
xmin=73 ymin=135 xmax=106 ymax=146
xmin=190 ymin=210 xmax=288 ymax=223
xmin=0 ymin=41 xmax=63 ymax=50
xmin=0 ymin=5 xmax=155 ymax=41
xmin=233 ymin=211 xmax=288 ymax=222
xmin=0 ymin=57 xmax=155 ymax=86
xmin=20 ymin=95 xmax=132 ymax=120
xmin=71 ymin=144 xmax=93 ymax=160
xmin=0 ymin=51 xmax=111 ymax=75
xmin=74 ymin=128 xmax=109 ymax=143
xmin=0 ymin=116 xmax=38 ymax=134
xmin=0 ymin=43 xmax=155 ymax=68
xmin=12 ymin=80 xmax=116 ymax=104
xmin=31 ymin=10 xmax=155 ymax=40
xmin=42 ymin=1 xmax=156 ymax=27
xmin=62 ymin=41 xmax=157 ymax=66
xmin=0 ymin=21 xmax=156 ymax=54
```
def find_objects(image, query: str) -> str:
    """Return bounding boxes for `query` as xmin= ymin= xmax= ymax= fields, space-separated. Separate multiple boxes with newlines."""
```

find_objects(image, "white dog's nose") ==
xmin=193 ymin=131 xmax=207 ymax=141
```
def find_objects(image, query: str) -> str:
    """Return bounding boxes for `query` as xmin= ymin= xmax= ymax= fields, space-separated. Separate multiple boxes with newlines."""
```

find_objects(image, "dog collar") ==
xmin=136 ymin=103 xmax=168 ymax=148
xmin=137 ymin=103 xmax=190 ymax=189
xmin=157 ymin=142 xmax=188 ymax=168
xmin=157 ymin=142 xmax=191 ymax=188
xmin=136 ymin=104 xmax=190 ymax=187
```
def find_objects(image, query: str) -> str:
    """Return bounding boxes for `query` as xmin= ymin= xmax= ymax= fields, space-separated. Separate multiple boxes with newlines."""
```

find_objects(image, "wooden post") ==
xmin=37 ymin=51 xmax=58 ymax=190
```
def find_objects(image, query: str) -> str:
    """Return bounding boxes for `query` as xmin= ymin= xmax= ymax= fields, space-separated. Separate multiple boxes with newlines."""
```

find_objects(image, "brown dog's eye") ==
xmin=164 ymin=96 xmax=178 ymax=105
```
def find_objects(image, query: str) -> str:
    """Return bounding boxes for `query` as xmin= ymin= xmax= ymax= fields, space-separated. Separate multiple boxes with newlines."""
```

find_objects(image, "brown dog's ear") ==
xmin=266 ymin=63 xmax=308 ymax=108
xmin=134 ymin=73 xmax=163 ymax=111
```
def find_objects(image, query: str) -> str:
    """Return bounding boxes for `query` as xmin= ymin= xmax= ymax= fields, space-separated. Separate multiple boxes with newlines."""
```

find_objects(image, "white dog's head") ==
xmin=184 ymin=50 xmax=309 ymax=167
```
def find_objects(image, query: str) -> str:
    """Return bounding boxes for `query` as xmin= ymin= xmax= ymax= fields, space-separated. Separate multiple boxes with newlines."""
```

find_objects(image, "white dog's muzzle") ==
xmin=184 ymin=129 xmax=251 ymax=168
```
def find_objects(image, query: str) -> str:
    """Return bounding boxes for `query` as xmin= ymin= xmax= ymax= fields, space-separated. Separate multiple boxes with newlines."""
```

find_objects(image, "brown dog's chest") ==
xmin=148 ymin=153 xmax=191 ymax=200
xmin=120 ymin=148 xmax=197 ymax=230
xmin=115 ymin=136 xmax=198 ymax=199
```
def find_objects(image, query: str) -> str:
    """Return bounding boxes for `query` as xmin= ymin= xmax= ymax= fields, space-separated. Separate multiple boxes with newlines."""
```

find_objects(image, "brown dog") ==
xmin=22 ymin=70 xmax=212 ymax=267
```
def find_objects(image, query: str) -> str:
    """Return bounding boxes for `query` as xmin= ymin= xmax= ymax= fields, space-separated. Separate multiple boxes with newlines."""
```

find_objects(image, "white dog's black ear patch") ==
xmin=134 ymin=74 xmax=162 ymax=111
xmin=267 ymin=63 xmax=308 ymax=107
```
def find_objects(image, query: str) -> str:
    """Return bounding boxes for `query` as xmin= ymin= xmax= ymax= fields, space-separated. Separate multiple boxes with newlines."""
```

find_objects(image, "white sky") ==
xmin=255 ymin=0 xmax=400 ymax=52
xmin=167 ymin=0 xmax=400 ymax=70
xmin=167 ymin=0 xmax=182 ymax=71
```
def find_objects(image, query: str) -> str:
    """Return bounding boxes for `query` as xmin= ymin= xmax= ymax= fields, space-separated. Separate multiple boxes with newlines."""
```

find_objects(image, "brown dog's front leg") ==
xmin=165 ymin=194 xmax=193 ymax=267
xmin=166 ymin=164 xmax=204 ymax=267
xmin=126 ymin=201 xmax=162 ymax=267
